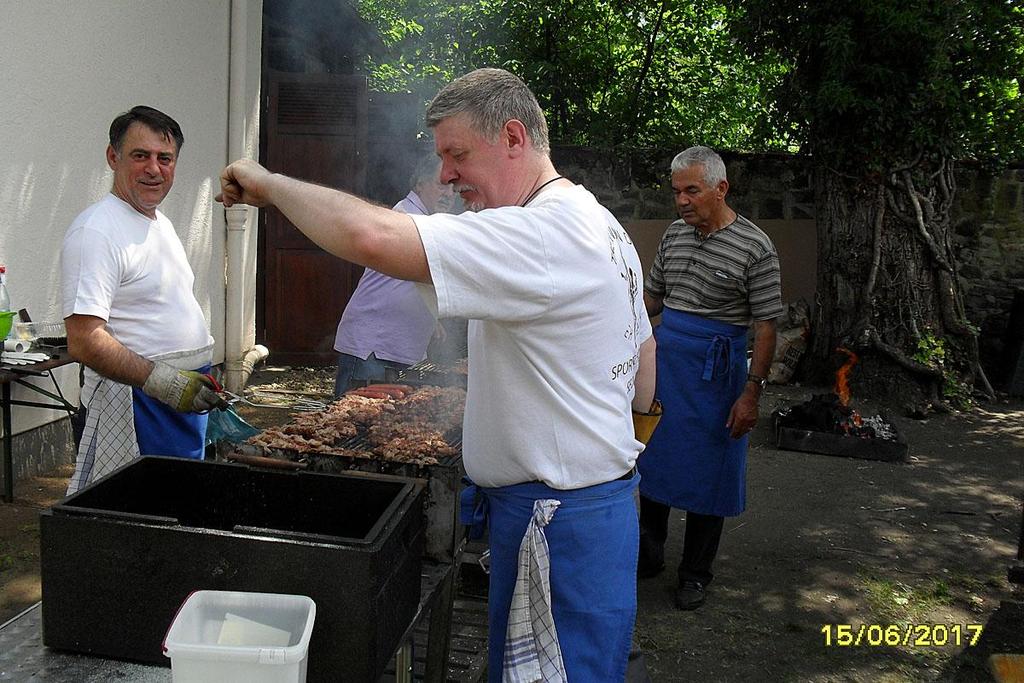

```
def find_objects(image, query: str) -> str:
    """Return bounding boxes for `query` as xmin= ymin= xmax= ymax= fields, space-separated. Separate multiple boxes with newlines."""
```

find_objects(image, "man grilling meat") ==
xmin=218 ymin=68 xmax=656 ymax=681
xmin=331 ymin=154 xmax=455 ymax=398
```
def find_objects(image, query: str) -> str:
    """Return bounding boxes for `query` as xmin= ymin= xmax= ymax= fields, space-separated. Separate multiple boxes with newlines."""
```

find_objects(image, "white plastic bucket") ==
xmin=163 ymin=590 xmax=316 ymax=683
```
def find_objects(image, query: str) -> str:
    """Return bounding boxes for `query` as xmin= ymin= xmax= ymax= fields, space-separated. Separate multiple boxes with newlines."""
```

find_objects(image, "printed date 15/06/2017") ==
xmin=821 ymin=623 xmax=983 ymax=647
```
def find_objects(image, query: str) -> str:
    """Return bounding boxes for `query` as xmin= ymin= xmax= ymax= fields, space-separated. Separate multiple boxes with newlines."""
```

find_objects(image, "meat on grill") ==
xmin=244 ymin=385 xmax=466 ymax=465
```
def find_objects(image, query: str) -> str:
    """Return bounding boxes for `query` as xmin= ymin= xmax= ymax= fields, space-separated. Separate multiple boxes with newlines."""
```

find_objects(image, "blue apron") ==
xmin=130 ymin=364 xmax=210 ymax=460
xmin=637 ymin=309 xmax=748 ymax=517
xmin=462 ymin=475 xmax=638 ymax=682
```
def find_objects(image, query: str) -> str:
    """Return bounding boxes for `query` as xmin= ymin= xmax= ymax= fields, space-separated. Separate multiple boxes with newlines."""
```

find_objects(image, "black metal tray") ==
xmin=774 ymin=423 xmax=908 ymax=462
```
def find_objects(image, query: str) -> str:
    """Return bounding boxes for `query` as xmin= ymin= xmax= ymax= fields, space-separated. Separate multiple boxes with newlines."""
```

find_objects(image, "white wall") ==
xmin=0 ymin=1 xmax=262 ymax=434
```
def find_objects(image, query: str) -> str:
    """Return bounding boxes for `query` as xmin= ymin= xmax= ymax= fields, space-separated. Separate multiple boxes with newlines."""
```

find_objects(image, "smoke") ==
xmin=264 ymin=0 xmax=445 ymax=206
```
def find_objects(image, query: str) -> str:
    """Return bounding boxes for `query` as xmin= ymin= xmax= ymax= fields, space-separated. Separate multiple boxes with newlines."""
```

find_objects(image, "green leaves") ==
xmin=727 ymin=0 xmax=1024 ymax=172
xmin=355 ymin=0 xmax=782 ymax=149
xmin=355 ymin=0 xmax=1023 ymax=164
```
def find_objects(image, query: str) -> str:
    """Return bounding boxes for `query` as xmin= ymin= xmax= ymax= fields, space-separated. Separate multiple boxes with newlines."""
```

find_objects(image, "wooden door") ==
xmin=260 ymin=72 xmax=367 ymax=364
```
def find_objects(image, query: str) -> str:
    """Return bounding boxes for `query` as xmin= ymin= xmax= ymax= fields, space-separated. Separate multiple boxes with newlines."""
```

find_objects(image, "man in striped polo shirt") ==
xmin=637 ymin=145 xmax=782 ymax=610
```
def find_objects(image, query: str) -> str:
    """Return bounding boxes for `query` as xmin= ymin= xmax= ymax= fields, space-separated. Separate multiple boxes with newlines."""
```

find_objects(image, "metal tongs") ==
xmin=219 ymin=388 xmax=326 ymax=412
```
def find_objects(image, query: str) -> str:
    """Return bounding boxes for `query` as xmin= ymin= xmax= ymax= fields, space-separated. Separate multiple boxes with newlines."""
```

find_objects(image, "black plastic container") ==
xmin=224 ymin=441 xmax=465 ymax=564
xmin=40 ymin=457 xmax=424 ymax=683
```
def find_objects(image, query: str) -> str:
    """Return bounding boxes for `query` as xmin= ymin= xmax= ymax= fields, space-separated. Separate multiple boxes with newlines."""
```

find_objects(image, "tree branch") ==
xmin=888 ymin=151 xmax=924 ymax=177
xmin=865 ymin=329 xmax=944 ymax=381
xmin=975 ymin=359 xmax=996 ymax=400
xmin=900 ymin=170 xmax=953 ymax=272
xmin=620 ymin=0 xmax=669 ymax=144
xmin=885 ymin=185 xmax=916 ymax=226
xmin=857 ymin=183 xmax=885 ymax=328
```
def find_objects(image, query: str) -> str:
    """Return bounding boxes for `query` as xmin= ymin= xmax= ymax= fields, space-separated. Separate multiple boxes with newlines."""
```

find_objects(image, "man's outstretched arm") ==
xmin=218 ymin=159 xmax=431 ymax=282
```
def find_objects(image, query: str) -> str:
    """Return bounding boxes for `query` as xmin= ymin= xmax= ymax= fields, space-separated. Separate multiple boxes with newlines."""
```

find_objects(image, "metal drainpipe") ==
xmin=222 ymin=0 xmax=261 ymax=392
xmin=224 ymin=205 xmax=251 ymax=392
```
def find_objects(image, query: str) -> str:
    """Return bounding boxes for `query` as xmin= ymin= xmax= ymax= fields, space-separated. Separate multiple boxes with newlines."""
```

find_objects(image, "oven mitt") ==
xmin=143 ymin=360 xmax=227 ymax=413
xmin=632 ymin=399 xmax=663 ymax=445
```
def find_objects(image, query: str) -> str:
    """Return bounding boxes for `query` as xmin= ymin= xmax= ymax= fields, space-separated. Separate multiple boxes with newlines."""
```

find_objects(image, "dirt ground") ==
xmin=0 ymin=462 xmax=72 ymax=625
xmin=1 ymin=366 xmax=1021 ymax=682
xmin=634 ymin=386 xmax=1023 ymax=682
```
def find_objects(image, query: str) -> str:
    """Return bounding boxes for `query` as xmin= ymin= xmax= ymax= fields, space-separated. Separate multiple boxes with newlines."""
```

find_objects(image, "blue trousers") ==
xmin=333 ymin=352 xmax=410 ymax=397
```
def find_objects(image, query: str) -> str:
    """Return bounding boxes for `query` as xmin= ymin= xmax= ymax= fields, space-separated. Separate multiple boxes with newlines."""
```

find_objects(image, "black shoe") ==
xmin=674 ymin=580 xmax=706 ymax=610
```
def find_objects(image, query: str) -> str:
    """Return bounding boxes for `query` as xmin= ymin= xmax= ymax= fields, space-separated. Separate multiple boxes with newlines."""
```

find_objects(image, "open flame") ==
xmin=833 ymin=347 xmax=864 ymax=432
xmin=834 ymin=347 xmax=859 ymax=406
xmin=777 ymin=350 xmax=900 ymax=444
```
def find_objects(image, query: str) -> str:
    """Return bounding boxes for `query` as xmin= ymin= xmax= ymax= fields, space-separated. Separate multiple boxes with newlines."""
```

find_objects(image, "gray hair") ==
xmin=425 ymin=68 xmax=550 ymax=154
xmin=671 ymin=146 xmax=727 ymax=186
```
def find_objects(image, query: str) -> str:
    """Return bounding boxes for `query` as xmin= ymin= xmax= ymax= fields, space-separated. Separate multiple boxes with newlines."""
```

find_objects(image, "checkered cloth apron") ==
xmin=66 ymin=377 xmax=138 ymax=495
xmin=502 ymin=499 xmax=567 ymax=683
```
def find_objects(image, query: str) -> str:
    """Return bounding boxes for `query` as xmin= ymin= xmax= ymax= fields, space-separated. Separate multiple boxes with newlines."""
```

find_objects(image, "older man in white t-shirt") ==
xmin=217 ymin=69 xmax=656 ymax=682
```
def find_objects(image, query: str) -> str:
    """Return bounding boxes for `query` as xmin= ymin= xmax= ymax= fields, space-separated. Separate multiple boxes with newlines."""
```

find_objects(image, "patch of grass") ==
xmin=944 ymin=571 xmax=1006 ymax=593
xmin=860 ymin=572 xmax=954 ymax=622
xmin=0 ymin=553 xmax=14 ymax=572
xmin=633 ymin=619 xmax=687 ymax=653
xmin=983 ymin=575 xmax=1004 ymax=588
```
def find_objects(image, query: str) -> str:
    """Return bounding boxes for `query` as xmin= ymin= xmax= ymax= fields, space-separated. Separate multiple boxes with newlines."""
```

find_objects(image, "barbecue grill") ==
xmin=218 ymin=376 xmax=472 ymax=678
xmin=387 ymin=358 xmax=468 ymax=388
xmin=772 ymin=393 xmax=908 ymax=462
xmin=224 ymin=379 xmax=470 ymax=563
xmin=223 ymin=430 xmax=464 ymax=563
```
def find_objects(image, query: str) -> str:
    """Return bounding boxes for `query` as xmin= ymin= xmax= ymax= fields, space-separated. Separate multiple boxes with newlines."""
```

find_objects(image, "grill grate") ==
xmin=335 ymin=430 xmax=462 ymax=452
xmin=225 ymin=428 xmax=462 ymax=474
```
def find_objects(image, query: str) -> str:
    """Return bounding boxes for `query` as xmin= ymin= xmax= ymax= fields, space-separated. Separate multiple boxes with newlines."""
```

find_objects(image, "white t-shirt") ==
xmin=414 ymin=184 xmax=652 ymax=489
xmin=61 ymin=194 xmax=213 ymax=360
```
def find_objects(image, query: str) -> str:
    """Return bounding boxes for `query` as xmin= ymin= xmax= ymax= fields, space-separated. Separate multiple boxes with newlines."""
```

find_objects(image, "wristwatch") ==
xmin=746 ymin=373 xmax=767 ymax=388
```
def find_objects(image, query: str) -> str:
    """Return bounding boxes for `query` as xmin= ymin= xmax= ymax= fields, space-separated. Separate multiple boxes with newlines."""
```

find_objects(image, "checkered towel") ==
xmin=502 ymin=498 xmax=566 ymax=683
xmin=66 ymin=376 xmax=138 ymax=495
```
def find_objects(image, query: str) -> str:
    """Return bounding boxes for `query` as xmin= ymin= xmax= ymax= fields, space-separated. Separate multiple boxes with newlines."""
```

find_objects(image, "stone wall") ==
xmin=552 ymin=146 xmax=1024 ymax=379
xmin=952 ymin=164 xmax=1024 ymax=375
xmin=551 ymin=147 xmax=816 ymax=222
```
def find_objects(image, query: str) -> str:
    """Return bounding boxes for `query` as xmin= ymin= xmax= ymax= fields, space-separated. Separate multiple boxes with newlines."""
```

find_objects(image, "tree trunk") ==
xmin=809 ymin=158 xmax=989 ymax=403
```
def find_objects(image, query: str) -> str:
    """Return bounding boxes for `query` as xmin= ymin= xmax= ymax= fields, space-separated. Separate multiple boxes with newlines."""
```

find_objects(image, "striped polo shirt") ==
xmin=645 ymin=214 xmax=783 ymax=325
